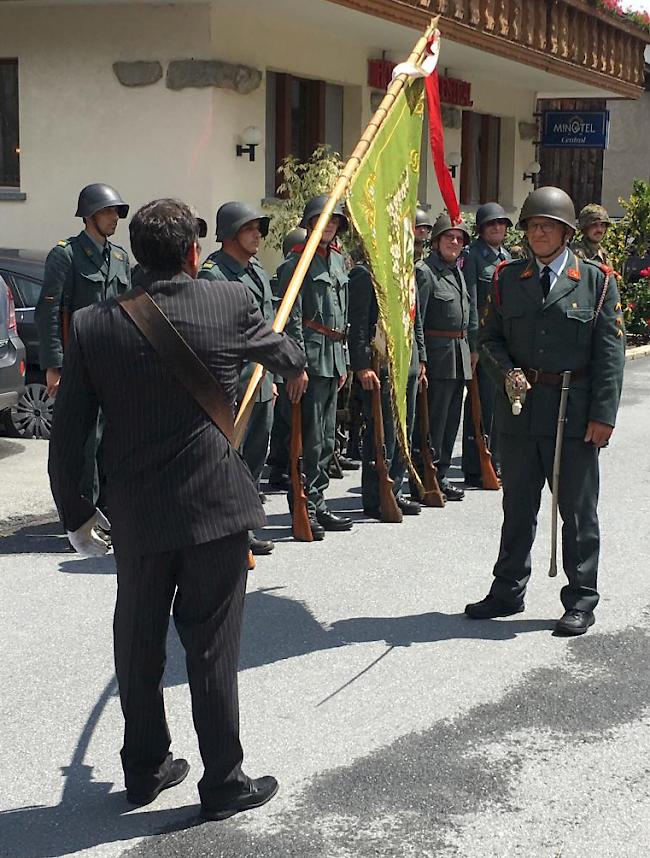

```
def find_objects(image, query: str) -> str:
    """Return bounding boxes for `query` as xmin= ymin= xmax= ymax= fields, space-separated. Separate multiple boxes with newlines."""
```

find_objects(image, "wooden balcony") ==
xmin=328 ymin=0 xmax=650 ymax=98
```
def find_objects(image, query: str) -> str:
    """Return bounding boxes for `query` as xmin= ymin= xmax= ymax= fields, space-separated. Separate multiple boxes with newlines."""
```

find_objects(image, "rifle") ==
xmin=289 ymin=401 xmax=314 ymax=542
xmin=416 ymin=384 xmax=445 ymax=508
xmin=370 ymin=356 xmax=402 ymax=523
xmin=468 ymin=371 xmax=500 ymax=491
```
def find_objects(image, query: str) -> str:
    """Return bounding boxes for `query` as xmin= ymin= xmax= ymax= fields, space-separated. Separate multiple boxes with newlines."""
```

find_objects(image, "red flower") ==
xmin=627 ymin=302 xmax=636 ymax=310
xmin=639 ymin=267 xmax=650 ymax=278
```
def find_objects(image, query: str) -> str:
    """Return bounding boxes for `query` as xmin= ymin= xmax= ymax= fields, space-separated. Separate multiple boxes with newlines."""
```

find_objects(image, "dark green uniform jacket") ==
xmin=463 ymin=237 xmax=511 ymax=314
xmin=348 ymin=263 xmax=425 ymax=374
xmin=571 ymin=238 xmax=611 ymax=266
xmin=36 ymin=230 xmax=130 ymax=370
xmin=479 ymin=252 xmax=625 ymax=438
xmin=199 ymin=250 xmax=275 ymax=403
xmin=277 ymin=243 xmax=348 ymax=379
xmin=417 ymin=252 xmax=477 ymax=380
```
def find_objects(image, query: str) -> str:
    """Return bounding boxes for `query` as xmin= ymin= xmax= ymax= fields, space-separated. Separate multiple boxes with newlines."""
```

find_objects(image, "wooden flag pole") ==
xmin=232 ymin=16 xmax=439 ymax=448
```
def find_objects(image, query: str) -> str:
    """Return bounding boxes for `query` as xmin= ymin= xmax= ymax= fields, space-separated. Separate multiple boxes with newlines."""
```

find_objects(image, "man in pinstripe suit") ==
xmin=48 ymin=199 xmax=306 ymax=820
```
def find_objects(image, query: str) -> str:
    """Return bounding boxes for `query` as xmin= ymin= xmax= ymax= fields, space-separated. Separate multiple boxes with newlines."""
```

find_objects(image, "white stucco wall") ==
xmin=0 ymin=0 xmax=561 ymax=259
xmin=602 ymin=92 xmax=650 ymax=217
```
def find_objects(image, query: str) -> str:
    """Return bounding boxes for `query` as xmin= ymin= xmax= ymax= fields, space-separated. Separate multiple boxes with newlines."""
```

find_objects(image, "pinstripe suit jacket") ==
xmin=48 ymin=271 xmax=306 ymax=555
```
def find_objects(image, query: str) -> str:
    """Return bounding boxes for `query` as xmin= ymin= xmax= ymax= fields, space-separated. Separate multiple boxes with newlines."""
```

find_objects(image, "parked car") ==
xmin=0 ymin=249 xmax=51 ymax=439
xmin=0 ymin=271 xmax=26 ymax=430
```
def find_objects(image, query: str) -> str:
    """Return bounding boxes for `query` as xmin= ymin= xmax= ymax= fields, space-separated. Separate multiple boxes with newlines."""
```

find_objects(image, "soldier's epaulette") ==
xmin=56 ymin=239 xmax=71 ymax=248
xmin=583 ymin=257 xmax=613 ymax=277
xmin=492 ymin=258 xmax=522 ymax=306
xmin=202 ymin=260 xmax=216 ymax=269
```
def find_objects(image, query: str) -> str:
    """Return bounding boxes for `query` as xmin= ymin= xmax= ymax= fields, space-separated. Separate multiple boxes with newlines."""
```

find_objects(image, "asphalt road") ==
xmin=1 ymin=358 xmax=649 ymax=858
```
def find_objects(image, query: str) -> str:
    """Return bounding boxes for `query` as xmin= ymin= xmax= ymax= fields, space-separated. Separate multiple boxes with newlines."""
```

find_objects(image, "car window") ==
xmin=5 ymin=272 xmax=42 ymax=307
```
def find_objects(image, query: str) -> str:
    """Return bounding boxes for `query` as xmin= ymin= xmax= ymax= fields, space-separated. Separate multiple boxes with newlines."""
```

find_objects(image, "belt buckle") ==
xmin=529 ymin=368 xmax=540 ymax=383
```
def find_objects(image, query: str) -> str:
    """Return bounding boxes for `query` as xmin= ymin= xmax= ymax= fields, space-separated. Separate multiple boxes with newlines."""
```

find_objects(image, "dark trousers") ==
xmin=287 ymin=375 xmax=337 ymax=515
xmin=267 ymin=383 xmax=290 ymax=479
xmin=241 ymin=398 xmax=273 ymax=489
xmin=361 ymin=370 xmax=417 ymax=509
xmin=426 ymin=376 xmax=464 ymax=481
xmin=490 ymin=436 xmax=600 ymax=613
xmin=461 ymin=361 xmax=500 ymax=477
xmin=113 ymin=531 xmax=249 ymax=805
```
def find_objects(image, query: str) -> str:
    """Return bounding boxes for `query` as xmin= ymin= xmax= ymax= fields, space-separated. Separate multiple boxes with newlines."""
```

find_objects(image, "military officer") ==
xmin=417 ymin=214 xmax=477 ymax=501
xmin=572 ymin=204 xmax=612 ymax=265
xmin=414 ymin=206 xmax=433 ymax=262
xmin=277 ymin=194 xmax=351 ymax=536
xmin=36 ymin=182 xmax=131 ymax=506
xmin=465 ymin=187 xmax=625 ymax=636
xmin=198 ymin=202 xmax=277 ymax=556
xmin=348 ymin=243 xmax=426 ymax=518
xmin=461 ymin=202 xmax=512 ymax=487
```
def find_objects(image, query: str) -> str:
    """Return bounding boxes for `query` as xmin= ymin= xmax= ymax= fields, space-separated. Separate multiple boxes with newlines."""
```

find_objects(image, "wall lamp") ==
xmin=446 ymin=151 xmax=462 ymax=178
xmin=236 ymin=126 xmax=262 ymax=162
xmin=523 ymin=160 xmax=541 ymax=183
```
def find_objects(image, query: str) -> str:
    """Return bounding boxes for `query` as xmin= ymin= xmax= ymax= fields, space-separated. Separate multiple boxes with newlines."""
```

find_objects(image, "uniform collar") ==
xmin=213 ymin=249 xmax=249 ymax=276
xmin=535 ymin=247 xmax=569 ymax=279
xmin=426 ymin=250 xmax=460 ymax=273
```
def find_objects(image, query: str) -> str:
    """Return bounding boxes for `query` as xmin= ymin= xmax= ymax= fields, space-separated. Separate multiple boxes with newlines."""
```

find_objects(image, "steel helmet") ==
xmin=215 ymin=201 xmax=270 ymax=242
xmin=282 ymin=226 xmax=307 ymax=257
xmin=299 ymin=194 xmax=349 ymax=233
xmin=578 ymin=203 xmax=611 ymax=230
xmin=431 ymin=212 xmax=471 ymax=245
xmin=476 ymin=202 xmax=513 ymax=231
xmin=75 ymin=183 xmax=129 ymax=219
xmin=518 ymin=187 xmax=576 ymax=232
xmin=415 ymin=207 xmax=433 ymax=230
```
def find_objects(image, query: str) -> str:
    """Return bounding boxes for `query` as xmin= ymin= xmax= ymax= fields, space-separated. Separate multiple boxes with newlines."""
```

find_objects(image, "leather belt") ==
xmin=304 ymin=319 xmax=347 ymax=342
xmin=523 ymin=366 xmax=589 ymax=386
xmin=425 ymin=329 xmax=466 ymax=339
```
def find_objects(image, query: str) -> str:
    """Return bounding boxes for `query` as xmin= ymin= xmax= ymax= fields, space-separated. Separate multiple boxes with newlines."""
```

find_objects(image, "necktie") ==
xmin=103 ymin=244 xmax=111 ymax=270
xmin=246 ymin=264 xmax=264 ymax=290
xmin=541 ymin=266 xmax=551 ymax=300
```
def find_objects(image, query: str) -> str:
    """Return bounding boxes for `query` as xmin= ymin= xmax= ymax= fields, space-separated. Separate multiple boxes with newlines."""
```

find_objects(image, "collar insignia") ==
xmin=519 ymin=266 xmax=534 ymax=279
xmin=567 ymin=268 xmax=580 ymax=281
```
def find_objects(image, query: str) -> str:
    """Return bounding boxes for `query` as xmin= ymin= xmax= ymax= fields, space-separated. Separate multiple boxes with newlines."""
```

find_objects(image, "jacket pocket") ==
xmin=565 ymin=307 xmax=593 ymax=345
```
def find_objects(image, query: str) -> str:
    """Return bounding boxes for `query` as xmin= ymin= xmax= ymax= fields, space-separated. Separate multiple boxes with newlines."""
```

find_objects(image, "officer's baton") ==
xmin=549 ymin=371 xmax=571 ymax=578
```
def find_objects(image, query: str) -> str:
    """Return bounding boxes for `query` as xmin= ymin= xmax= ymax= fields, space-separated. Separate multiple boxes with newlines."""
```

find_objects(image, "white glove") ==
xmin=67 ymin=510 xmax=112 ymax=556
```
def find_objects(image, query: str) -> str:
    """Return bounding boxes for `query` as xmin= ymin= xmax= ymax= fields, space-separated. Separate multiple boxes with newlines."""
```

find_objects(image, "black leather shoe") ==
xmin=200 ymin=775 xmax=279 ymax=822
xmin=316 ymin=509 xmax=353 ymax=531
xmin=363 ymin=506 xmax=381 ymax=520
xmin=397 ymin=496 xmax=421 ymax=515
xmin=126 ymin=758 xmax=190 ymax=806
xmin=250 ymin=536 xmax=274 ymax=555
xmin=465 ymin=595 xmax=525 ymax=619
xmin=338 ymin=456 xmax=361 ymax=471
xmin=267 ymin=473 xmax=289 ymax=491
xmin=258 ymin=492 xmax=267 ymax=504
xmin=554 ymin=609 xmax=595 ymax=636
xmin=441 ymin=482 xmax=465 ymax=501
xmin=464 ymin=474 xmax=482 ymax=488
xmin=308 ymin=516 xmax=326 ymax=541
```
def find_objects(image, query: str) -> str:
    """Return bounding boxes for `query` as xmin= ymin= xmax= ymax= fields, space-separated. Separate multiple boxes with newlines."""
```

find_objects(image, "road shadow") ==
xmin=0 ymin=437 xmax=25 ymax=460
xmin=0 ymin=520 xmax=70 ymax=555
xmin=58 ymin=553 xmax=117 ymax=575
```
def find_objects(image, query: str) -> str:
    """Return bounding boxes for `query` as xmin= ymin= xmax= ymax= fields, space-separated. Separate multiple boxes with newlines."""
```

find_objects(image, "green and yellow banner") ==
xmin=346 ymin=79 xmax=425 ymax=479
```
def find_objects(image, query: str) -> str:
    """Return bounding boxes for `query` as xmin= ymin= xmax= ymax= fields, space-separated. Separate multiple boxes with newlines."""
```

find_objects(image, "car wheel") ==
xmin=4 ymin=382 xmax=54 ymax=439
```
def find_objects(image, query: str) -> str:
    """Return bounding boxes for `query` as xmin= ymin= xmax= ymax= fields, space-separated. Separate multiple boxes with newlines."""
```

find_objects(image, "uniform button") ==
xmin=540 ymin=329 xmax=546 ymax=335
xmin=538 ymin=349 xmax=544 ymax=354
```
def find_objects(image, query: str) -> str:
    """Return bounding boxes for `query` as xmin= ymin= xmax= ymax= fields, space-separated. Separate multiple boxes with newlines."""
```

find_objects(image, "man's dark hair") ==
xmin=129 ymin=198 xmax=200 ymax=275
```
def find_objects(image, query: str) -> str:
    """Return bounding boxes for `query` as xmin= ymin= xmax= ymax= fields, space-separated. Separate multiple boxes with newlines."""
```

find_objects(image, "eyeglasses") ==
xmin=527 ymin=222 xmax=558 ymax=235
xmin=441 ymin=234 xmax=464 ymax=243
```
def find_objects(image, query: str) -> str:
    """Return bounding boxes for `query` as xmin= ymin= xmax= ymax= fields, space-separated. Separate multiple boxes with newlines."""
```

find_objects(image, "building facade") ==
xmin=0 ymin=0 xmax=648 ymax=260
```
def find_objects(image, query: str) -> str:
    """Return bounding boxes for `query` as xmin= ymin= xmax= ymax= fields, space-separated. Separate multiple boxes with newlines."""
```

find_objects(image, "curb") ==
xmin=626 ymin=343 xmax=650 ymax=361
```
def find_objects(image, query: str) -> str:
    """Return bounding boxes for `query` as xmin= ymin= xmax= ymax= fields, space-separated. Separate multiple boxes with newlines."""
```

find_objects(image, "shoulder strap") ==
xmin=116 ymin=286 xmax=234 ymax=444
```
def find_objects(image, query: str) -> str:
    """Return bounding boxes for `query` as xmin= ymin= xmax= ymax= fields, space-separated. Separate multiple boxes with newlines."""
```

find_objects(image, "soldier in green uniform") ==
xmin=266 ymin=227 xmax=307 ymax=492
xmin=36 ymin=182 xmax=131 ymax=506
xmin=348 ymin=237 xmax=426 ymax=519
xmin=572 ymin=204 xmax=612 ymax=265
xmin=461 ymin=202 xmax=512 ymax=486
xmin=277 ymin=195 xmax=351 ymax=536
xmin=198 ymin=202 xmax=277 ymax=555
xmin=416 ymin=214 xmax=477 ymax=501
xmin=465 ymin=187 xmax=625 ymax=635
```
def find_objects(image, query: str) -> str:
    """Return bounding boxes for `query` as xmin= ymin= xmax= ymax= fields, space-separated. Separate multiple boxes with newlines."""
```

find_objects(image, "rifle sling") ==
xmin=117 ymin=286 xmax=234 ymax=444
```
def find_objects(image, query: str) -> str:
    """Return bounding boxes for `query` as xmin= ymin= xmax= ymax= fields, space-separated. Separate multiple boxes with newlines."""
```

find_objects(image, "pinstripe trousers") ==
xmin=113 ymin=531 xmax=249 ymax=804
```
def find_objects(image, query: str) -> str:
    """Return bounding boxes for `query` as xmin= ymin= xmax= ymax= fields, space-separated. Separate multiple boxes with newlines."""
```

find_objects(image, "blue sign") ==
xmin=541 ymin=111 xmax=609 ymax=149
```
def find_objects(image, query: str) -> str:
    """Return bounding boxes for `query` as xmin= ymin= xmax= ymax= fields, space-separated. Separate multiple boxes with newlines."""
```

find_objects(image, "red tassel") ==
xmin=424 ymin=68 xmax=461 ymax=225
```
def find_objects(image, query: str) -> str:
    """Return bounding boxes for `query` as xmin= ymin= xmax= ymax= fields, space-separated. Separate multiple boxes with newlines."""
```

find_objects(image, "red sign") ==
xmin=368 ymin=59 xmax=395 ymax=91
xmin=367 ymin=59 xmax=472 ymax=108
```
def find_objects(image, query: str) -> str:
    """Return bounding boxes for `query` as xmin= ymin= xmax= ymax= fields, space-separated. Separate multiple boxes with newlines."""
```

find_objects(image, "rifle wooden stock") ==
xmin=468 ymin=372 xmax=500 ymax=491
xmin=289 ymin=401 xmax=314 ymax=542
xmin=416 ymin=385 xmax=445 ymax=508
xmin=370 ymin=361 xmax=402 ymax=523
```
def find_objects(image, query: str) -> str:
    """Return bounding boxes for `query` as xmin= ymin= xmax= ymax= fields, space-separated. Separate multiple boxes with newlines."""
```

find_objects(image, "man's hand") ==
xmin=584 ymin=420 xmax=613 ymax=448
xmin=470 ymin=351 xmax=479 ymax=374
xmin=46 ymin=368 xmax=62 ymax=398
xmin=287 ymin=370 xmax=309 ymax=404
xmin=417 ymin=362 xmax=428 ymax=390
xmin=67 ymin=510 xmax=112 ymax=556
xmin=338 ymin=373 xmax=348 ymax=391
xmin=356 ymin=368 xmax=380 ymax=391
